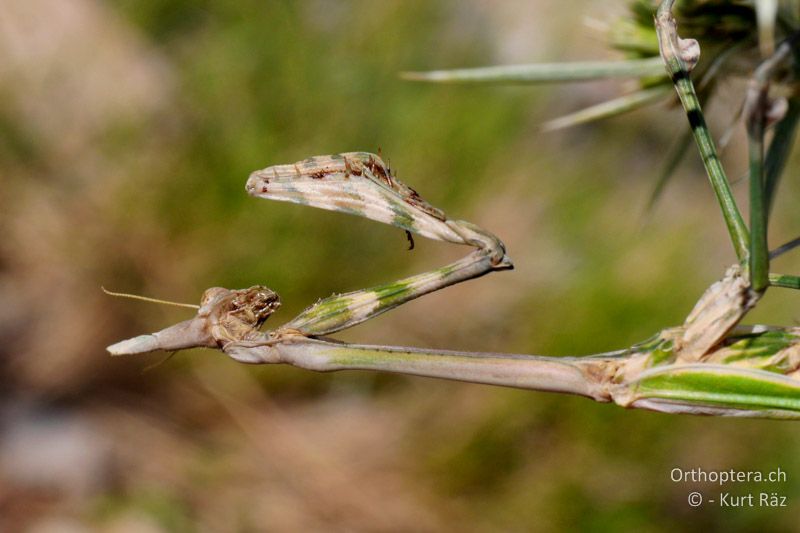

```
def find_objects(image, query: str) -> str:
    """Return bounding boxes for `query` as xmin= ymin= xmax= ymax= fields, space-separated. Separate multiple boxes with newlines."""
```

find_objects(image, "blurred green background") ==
xmin=2 ymin=0 xmax=800 ymax=531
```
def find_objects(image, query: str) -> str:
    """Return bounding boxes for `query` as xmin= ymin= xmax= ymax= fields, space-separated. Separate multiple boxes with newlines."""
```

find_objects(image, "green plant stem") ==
xmin=656 ymin=0 xmax=750 ymax=261
xmin=769 ymin=273 xmax=800 ymax=289
xmin=744 ymin=34 xmax=800 ymax=290
xmin=747 ymin=115 xmax=769 ymax=291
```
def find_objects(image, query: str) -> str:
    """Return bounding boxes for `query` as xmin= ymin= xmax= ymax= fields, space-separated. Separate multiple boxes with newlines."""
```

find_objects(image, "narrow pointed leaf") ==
xmin=401 ymin=57 xmax=667 ymax=84
xmin=542 ymin=84 xmax=672 ymax=131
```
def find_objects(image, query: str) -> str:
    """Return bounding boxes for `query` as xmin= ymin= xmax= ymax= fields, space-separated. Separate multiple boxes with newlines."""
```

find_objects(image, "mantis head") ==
xmin=201 ymin=286 xmax=281 ymax=347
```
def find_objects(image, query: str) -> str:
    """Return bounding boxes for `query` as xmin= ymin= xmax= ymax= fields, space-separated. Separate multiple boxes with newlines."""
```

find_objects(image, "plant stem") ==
xmin=656 ymin=0 xmax=750 ymax=261
xmin=769 ymin=273 xmax=800 ymax=289
xmin=744 ymin=33 xmax=800 ymax=289
xmin=747 ymin=105 xmax=769 ymax=291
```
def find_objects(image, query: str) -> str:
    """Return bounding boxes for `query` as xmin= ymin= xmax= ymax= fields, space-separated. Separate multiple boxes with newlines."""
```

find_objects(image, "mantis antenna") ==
xmin=102 ymin=287 xmax=200 ymax=310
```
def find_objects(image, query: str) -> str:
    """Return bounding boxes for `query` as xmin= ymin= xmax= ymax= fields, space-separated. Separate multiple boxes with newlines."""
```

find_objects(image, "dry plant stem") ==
xmin=108 ymin=318 xmax=216 ymax=355
xmin=677 ymin=264 xmax=757 ymax=360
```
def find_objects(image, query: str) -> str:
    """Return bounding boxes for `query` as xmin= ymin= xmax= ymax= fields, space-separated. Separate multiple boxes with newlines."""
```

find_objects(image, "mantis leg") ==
xmin=280 ymin=249 xmax=509 ymax=337
xmin=247 ymin=152 xmax=513 ymax=337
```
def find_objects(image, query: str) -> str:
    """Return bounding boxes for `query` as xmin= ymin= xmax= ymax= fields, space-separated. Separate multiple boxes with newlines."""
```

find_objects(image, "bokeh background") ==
xmin=2 ymin=0 xmax=800 ymax=531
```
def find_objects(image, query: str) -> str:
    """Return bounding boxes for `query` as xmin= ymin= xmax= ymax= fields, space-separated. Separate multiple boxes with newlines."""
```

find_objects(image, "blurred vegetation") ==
xmin=2 ymin=0 xmax=800 ymax=531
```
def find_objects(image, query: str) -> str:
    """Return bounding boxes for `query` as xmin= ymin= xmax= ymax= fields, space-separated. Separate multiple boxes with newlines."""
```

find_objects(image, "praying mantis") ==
xmin=108 ymin=0 xmax=800 ymax=419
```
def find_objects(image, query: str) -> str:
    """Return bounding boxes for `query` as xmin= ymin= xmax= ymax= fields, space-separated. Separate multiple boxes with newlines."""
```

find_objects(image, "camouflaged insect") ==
xmin=112 ymin=151 xmax=513 ymax=349
xmin=243 ymin=152 xmax=513 ymax=336
xmin=108 ymin=146 xmax=800 ymax=419
xmin=107 ymin=0 xmax=800 ymax=419
xmin=103 ymin=1 xmax=800 ymax=420
xmin=246 ymin=152 xmax=509 ymax=262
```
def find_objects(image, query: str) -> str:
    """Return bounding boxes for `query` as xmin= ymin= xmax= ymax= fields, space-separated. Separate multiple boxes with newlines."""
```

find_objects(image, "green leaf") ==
xmin=631 ymin=364 xmax=800 ymax=417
